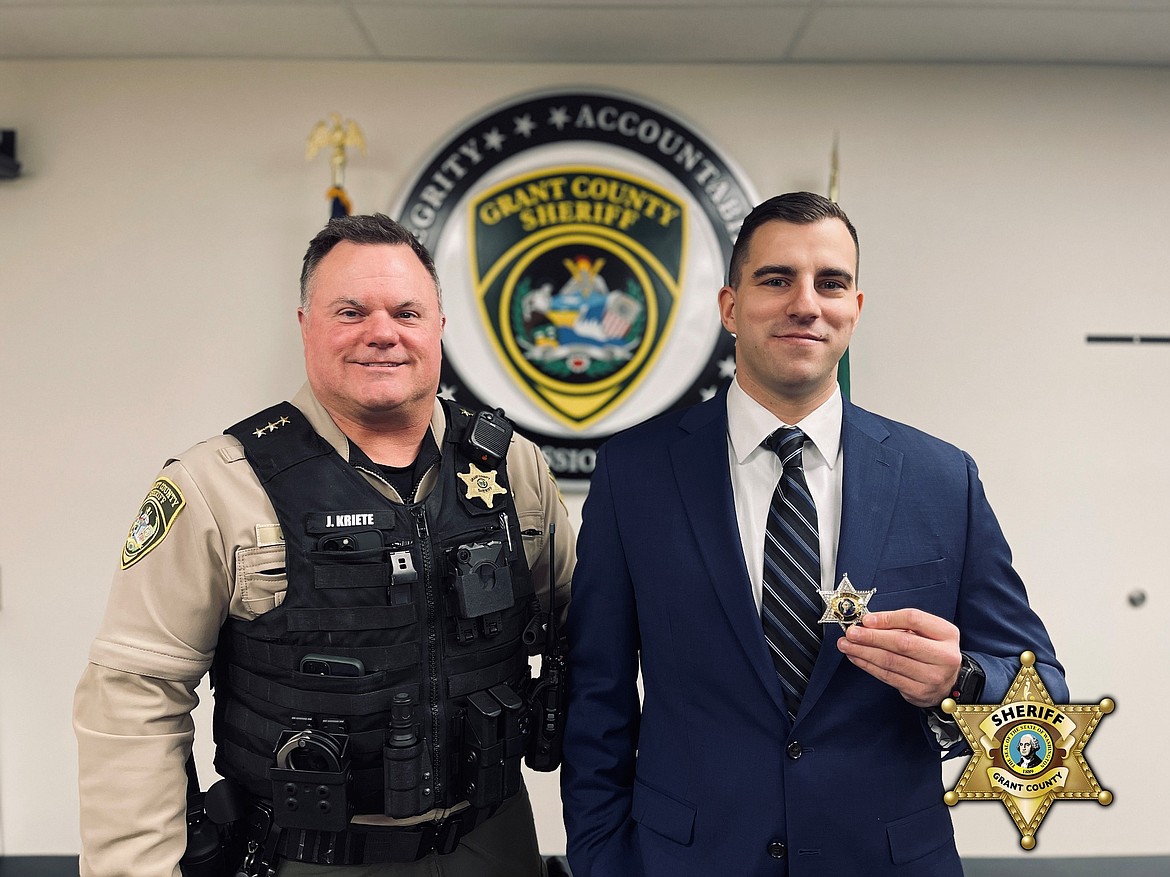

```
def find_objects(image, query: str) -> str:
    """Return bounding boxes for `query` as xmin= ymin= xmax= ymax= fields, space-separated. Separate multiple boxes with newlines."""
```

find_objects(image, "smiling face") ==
xmin=298 ymin=241 xmax=445 ymax=431
xmin=718 ymin=218 xmax=863 ymax=421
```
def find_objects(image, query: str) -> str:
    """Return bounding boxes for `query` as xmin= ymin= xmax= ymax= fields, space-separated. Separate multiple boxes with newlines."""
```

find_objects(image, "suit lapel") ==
xmin=796 ymin=400 xmax=903 ymax=720
xmin=671 ymin=392 xmax=790 ymax=716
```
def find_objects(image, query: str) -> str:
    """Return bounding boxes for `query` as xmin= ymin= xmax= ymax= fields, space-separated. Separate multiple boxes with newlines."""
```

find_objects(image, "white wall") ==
xmin=1 ymin=59 xmax=1167 ymax=860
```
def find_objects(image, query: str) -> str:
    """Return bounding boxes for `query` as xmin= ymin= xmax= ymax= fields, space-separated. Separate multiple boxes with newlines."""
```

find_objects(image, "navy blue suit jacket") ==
xmin=561 ymin=391 xmax=1066 ymax=877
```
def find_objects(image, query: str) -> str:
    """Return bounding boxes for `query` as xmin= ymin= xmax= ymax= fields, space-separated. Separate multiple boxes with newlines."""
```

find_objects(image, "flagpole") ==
xmin=829 ymin=133 xmax=851 ymax=399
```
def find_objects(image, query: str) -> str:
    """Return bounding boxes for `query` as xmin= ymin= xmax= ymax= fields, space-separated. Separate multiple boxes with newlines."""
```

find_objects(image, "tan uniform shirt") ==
xmin=73 ymin=384 xmax=575 ymax=877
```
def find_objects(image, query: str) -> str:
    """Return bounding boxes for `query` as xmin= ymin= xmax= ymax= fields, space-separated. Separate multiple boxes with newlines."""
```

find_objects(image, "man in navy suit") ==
xmin=560 ymin=192 xmax=1065 ymax=876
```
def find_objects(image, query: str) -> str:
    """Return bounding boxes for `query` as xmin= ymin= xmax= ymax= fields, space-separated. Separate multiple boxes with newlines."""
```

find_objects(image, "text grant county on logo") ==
xmin=397 ymin=90 xmax=757 ymax=484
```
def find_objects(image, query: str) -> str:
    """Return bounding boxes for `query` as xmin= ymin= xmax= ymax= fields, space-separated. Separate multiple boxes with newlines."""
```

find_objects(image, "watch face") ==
xmin=956 ymin=656 xmax=984 ymax=702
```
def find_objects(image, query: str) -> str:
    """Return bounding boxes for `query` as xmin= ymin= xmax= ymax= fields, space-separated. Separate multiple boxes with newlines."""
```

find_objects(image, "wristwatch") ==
xmin=925 ymin=653 xmax=986 ymax=748
xmin=947 ymin=652 xmax=986 ymax=704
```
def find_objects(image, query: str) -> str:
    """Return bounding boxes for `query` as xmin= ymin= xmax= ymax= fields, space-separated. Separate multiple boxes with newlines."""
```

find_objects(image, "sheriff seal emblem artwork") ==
xmin=397 ymin=90 xmax=756 ymax=484
xmin=943 ymin=651 xmax=1114 ymax=849
xmin=121 ymin=477 xmax=186 ymax=570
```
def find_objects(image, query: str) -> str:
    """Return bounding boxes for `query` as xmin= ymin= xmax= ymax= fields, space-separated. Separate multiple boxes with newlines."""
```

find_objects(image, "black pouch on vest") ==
xmin=269 ymin=729 xmax=353 ymax=832
xmin=491 ymin=684 xmax=527 ymax=799
xmin=451 ymin=539 xmax=514 ymax=618
xmin=462 ymin=691 xmax=504 ymax=809
xmin=382 ymin=693 xmax=436 ymax=817
xmin=306 ymin=524 xmax=388 ymax=593
xmin=460 ymin=684 xmax=526 ymax=808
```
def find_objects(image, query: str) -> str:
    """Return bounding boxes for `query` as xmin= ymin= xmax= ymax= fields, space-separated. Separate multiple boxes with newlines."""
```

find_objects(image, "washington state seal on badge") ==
xmin=818 ymin=573 xmax=875 ymax=631
xmin=943 ymin=651 xmax=1114 ymax=850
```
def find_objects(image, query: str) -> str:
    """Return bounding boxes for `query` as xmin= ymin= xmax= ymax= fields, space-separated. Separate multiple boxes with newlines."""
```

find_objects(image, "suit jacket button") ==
xmin=786 ymin=741 xmax=803 ymax=759
xmin=768 ymin=841 xmax=787 ymax=858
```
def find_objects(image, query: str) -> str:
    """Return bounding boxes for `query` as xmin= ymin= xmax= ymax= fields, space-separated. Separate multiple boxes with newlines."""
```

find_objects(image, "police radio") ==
xmin=462 ymin=408 xmax=513 ymax=467
xmin=525 ymin=522 xmax=566 ymax=772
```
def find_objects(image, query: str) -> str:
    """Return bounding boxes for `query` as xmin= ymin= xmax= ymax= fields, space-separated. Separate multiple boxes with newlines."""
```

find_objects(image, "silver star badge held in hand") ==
xmin=818 ymin=573 xmax=876 ymax=631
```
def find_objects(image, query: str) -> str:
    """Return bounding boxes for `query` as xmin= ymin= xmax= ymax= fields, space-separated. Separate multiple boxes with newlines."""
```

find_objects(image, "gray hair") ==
xmin=299 ymin=213 xmax=441 ymax=310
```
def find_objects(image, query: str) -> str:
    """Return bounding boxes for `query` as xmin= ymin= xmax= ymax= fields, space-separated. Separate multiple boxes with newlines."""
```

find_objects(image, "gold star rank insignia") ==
xmin=943 ymin=651 xmax=1114 ymax=850
xmin=458 ymin=464 xmax=507 ymax=508
xmin=818 ymin=573 xmax=876 ymax=631
xmin=252 ymin=415 xmax=291 ymax=438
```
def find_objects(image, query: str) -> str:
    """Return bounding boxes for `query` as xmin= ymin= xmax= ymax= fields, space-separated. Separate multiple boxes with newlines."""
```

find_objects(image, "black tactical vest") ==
xmin=212 ymin=400 xmax=537 ymax=826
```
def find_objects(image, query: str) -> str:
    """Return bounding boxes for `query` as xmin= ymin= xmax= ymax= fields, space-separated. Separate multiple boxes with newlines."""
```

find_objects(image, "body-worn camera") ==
xmin=451 ymin=539 xmax=515 ymax=635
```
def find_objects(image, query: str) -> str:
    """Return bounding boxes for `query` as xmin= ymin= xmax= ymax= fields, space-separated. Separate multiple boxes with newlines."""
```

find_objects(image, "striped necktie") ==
xmin=760 ymin=427 xmax=823 ymax=721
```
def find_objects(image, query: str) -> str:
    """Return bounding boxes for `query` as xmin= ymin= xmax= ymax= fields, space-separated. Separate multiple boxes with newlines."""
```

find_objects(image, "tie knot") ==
xmin=766 ymin=427 xmax=807 ymax=468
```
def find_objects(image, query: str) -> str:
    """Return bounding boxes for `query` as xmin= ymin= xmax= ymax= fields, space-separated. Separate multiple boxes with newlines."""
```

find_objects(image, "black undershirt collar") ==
xmin=347 ymin=429 xmax=441 ymax=503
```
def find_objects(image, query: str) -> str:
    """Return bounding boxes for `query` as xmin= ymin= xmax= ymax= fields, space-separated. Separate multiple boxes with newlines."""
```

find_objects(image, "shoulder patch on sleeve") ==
xmin=120 ymin=477 xmax=187 ymax=570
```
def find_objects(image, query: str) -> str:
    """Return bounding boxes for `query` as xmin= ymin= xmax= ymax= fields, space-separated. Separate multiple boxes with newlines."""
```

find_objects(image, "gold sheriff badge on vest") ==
xmin=458 ymin=464 xmax=507 ymax=508
xmin=942 ymin=651 xmax=1114 ymax=850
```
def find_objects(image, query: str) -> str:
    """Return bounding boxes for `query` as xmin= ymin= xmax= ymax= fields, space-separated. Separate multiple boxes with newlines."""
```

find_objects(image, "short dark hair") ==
xmin=299 ymin=213 xmax=441 ymax=309
xmin=727 ymin=192 xmax=859 ymax=287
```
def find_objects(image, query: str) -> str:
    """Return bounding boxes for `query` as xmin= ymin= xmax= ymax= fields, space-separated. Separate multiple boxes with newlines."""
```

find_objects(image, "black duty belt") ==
xmin=274 ymin=805 xmax=498 ymax=865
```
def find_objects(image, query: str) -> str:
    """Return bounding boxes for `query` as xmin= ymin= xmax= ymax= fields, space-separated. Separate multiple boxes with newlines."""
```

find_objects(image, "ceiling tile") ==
xmin=0 ymin=4 xmax=373 ymax=59
xmin=0 ymin=1 xmax=1167 ymax=65
xmin=350 ymin=0 xmax=808 ymax=7
xmin=838 ymin=0 xmax=1165 ymax=8
xmin=794 ymin=6 xmax=1170 ymax=64
xmin=838 ymin=0 xmax=1166 ymax=8
xmin=354 ymin=3 xmax=811 ymax=62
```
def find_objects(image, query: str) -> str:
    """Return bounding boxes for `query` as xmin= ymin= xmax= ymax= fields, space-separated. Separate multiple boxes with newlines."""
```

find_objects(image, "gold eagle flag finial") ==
xmin=307 ymin=113 xmax=366 ymax=185
xmin=307 ymin=113 xmax=366 ymax=217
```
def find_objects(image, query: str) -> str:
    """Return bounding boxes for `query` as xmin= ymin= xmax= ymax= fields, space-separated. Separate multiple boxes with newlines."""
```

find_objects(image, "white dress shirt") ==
xmin=726 ymin=376 xmax=844 ymax=613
